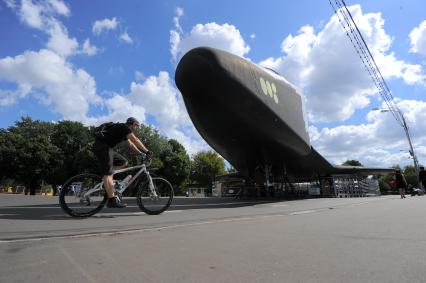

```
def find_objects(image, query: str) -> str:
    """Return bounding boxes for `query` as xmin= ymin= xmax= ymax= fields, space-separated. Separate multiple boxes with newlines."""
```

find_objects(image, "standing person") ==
xmin=93 ymin=117 xmax=150 ymax=208
xmin=418 ymin=166 xmax=426 ymax=190
xmin=395 ymin=169 xmax=407 ymax=199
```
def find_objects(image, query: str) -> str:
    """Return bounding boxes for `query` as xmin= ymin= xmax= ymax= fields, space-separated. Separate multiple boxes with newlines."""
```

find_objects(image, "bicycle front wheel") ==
xmin=136 ymin=177 xmax=174 ymax=215
xmin=59 ymin=173 xmax=107 ymax=218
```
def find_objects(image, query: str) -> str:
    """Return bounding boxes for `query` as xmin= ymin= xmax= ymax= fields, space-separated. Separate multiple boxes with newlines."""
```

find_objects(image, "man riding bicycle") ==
xmin=93 ymin=117 xmax=150 ymax=208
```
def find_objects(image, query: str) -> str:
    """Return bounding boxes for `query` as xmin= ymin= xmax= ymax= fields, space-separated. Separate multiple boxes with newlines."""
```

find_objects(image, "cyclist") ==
xmin=93 ymin=117 xmax=150 ymax=208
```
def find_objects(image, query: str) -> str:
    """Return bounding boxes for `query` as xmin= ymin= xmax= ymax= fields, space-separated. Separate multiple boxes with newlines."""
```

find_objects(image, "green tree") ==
xmin=1 ymin=117 xmax=62 ymax=195
xmin=49 ymin=120 xmax=94 ymax=193
xmin=342 ymin=160 xmax=363 ymax=166
xmin=191 ymin=151 xmax=226 ymax=188
xmin=159 ymin=139 xmax=191 ymax=195
xmin=0 ymin=129 xmax=15 ymax=180
xmin=403 ymin=165 xmax=418 ymax=188
xmin=134 ymin=126 xmax=191 ymax=195
xmin=136 ymin=124 xmax=170 ymax=157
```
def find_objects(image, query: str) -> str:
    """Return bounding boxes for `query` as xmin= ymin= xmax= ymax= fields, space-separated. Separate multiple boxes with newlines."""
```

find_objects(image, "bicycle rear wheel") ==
xmin=59 ymin=173 xmax=107 ymax=218
xmin=136 ymin=177 xmax=174 ymax=215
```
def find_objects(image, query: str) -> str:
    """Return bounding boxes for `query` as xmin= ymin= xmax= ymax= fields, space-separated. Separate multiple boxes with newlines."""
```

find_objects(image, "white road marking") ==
xmin=349 ymin=202 xmax=370 ymax=207
xmin=270 ymin=204 xmax=289 ymax=207
xmin=173 ymin=202 xmax=266 ymax=207
xmin=290 ymin=210 xmax=317 ymax=215
xmin=59 ymin=247 xmax=97 ymax=283
xmin=93 ymin=210 xmax=183 ymax=217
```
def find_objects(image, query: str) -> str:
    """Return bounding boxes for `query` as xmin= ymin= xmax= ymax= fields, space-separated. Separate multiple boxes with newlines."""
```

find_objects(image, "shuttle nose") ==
xmin=175 ymin=48 xmax=216 ymax=97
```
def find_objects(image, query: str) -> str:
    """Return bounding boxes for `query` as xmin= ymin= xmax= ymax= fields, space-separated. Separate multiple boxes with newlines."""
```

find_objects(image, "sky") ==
xmin=1 ymin=0 xmax=426 ymax=168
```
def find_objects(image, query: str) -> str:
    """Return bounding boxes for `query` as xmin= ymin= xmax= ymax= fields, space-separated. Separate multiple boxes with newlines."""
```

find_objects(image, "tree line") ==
xmin=0 ymin=117 xmax=226 ymax=195
xmin=0 ymin=119 xmax=419 ymax=196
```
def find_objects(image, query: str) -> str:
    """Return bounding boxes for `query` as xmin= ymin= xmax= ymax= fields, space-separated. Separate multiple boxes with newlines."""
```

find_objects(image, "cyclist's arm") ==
xmin=127 ymin=133 xmax=149 ymax=153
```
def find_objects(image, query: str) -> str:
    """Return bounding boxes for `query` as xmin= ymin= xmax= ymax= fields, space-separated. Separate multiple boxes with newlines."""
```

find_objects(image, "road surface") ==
xmin=0 ymin=194 xmax=425 ymax=282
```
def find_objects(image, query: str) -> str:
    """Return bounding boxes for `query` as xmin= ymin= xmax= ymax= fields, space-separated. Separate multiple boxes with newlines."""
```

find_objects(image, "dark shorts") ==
xmin=93 ymin=141 xmax=127 ymax=176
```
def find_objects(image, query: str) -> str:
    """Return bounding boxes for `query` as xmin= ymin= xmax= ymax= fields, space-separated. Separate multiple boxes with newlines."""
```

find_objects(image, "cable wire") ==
xmin=328 ymin=0 xmax=419 ymax=174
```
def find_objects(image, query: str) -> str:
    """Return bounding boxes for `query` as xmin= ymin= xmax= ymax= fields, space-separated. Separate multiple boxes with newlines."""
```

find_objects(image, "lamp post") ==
xmin=373 ymin=108 xmax=420 ymax=180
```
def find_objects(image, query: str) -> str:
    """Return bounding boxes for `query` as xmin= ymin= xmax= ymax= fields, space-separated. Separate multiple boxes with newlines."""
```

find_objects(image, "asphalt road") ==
xmin=1 ymin=194 xmax=425 ymax=282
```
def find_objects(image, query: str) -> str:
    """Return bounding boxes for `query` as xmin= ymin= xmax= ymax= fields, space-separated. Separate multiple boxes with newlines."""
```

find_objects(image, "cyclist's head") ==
xmin=126 ymin=117 xmax=140 ymax=131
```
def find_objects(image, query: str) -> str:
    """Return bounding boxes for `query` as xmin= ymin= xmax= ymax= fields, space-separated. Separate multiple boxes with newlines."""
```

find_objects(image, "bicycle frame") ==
xmin=82 ymin=163 xmax=157 ymax=200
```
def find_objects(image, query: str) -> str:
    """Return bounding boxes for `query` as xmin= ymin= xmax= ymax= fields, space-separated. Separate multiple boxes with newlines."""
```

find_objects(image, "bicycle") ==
xmin=59 ymin=158 xmax=174 ymax=218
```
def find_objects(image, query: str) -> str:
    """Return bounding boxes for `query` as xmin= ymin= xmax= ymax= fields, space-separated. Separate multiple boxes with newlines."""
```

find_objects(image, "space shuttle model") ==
xmin=175 ymin=47 xmax=392 ymax=182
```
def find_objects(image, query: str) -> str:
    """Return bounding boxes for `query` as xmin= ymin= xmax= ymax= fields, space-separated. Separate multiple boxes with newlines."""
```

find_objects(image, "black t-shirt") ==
xmin=101 ymin=123 xmax=132 ymax=148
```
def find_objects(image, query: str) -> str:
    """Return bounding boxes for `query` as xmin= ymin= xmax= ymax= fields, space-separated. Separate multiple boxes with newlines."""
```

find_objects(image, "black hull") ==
xmin=176 ymin=47 xmax=316 ymax=175
xmin=175 ymin=47 xmax=393 ymax=180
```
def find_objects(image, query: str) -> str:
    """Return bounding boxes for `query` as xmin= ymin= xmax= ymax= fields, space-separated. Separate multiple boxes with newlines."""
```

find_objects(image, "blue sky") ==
xmin=1 ymin=0 xmax=426 ymax=167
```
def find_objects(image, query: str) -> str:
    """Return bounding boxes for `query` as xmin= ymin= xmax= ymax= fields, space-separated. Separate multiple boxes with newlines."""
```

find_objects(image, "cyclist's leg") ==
xmin=104 ymin=150 xmax=127 ymax=208
xmin=94 ymin=141 xmax=115 ymax=198
xmin=112 ymin=151 xmax=128 ymax=171
xmin=102 ymin=151 xmax=129 ymax=207
xmin=94 ymin=143 xmax=127 ymax=208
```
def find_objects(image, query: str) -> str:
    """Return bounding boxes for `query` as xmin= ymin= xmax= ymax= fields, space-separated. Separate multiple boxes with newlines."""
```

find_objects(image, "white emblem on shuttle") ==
xmin=260 ymin=77 xmax=279 ymax=104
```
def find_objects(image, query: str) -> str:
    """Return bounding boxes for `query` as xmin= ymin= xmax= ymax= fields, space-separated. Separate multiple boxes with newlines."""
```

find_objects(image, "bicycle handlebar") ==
xmin=145 ymin=157 xmax=152 ymax=167
xmin=140 ymin=152 xmax=152 ymax=167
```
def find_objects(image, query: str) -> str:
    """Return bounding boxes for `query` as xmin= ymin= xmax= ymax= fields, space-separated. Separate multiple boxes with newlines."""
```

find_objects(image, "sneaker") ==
xmin=106 ymin=197 xmax=127 ymax=208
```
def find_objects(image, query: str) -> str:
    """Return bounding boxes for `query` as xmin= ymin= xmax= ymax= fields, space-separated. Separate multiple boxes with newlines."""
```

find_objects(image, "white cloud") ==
xmin=128 ymin=71 xmax=207 ymax=154
xmin=170 ymin=21 xmax=250 ymax=60
xmin=19 ymin=0 xmax=43 ymax=29
xmin=310 ymin=100 xmax=426 ymax=167
xmin=85 ymin=71 xmax=208 ymax=154
xmin=0 ymin=49 xmax=102 ymax=121
xmin=8 ymin=0 xmax=78 ymax=57
xmin=92 ymin=17 xmax=118 ymax=35
xmin=260 ymin=5 xmax=425 ymax=123
xmin=47 ymin=0 xmax=69 ymax=16
xmin=134 ymin=70 xmax=145 ymax=81
xmin=17 ymin=0 xmax=69 ymax=30
xmin=0 ymin=90 xmax=17 ymax=106
xmin=85 ymin=71 xmax=208 ymax=153
xmin=173 ymin=7 xmax=184 ymax=33
xmin=409 ymin=20 xmax=426 ymax=56
xmin=119 ymin=32 xmax=133 ymax=44
xmin=2 ymin=1 xmax=206 ymax=154
xmin=82 ymin=38 xmax=98 ymax=56
xmin=4 ymin=0 xmax=17 ymax=9
xmin=0 ymin=84 xmax=31 ymax=106
xmin=46 ymin=19 xmax=78 ymax=57
xmin=84 ymin=94 xmax=147 ymax=126
xmin=129 ymin=71 xmax=190 ymax=129
xmin=250 ymin=34 xmax=256 ymax=39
